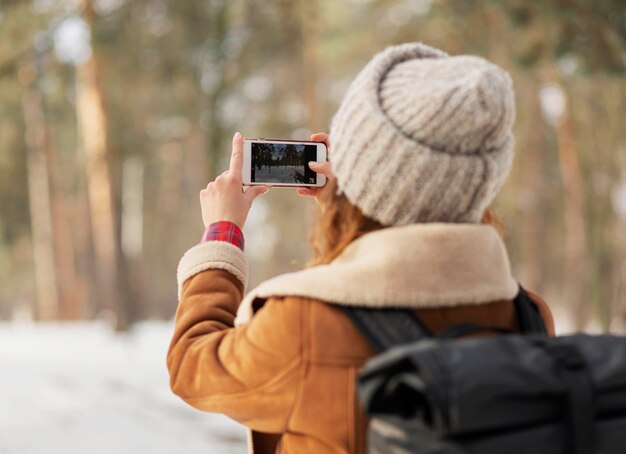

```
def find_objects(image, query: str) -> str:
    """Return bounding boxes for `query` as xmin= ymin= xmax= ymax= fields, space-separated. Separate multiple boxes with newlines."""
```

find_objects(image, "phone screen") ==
xmin=251 ymin=142 xmax=318 ymax=185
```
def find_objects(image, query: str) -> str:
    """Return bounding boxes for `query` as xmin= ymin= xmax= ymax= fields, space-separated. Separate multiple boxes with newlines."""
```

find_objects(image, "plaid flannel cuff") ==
xmin=201 ymin=221 xmax=245 ymax=252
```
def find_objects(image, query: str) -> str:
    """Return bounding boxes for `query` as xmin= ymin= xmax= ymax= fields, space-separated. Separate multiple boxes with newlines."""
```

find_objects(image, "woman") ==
xmin=167 ymin=43 xmax=555 ymax=454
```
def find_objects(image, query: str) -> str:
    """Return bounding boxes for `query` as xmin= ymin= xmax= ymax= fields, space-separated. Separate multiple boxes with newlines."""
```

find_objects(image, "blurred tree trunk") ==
xmin=553 ymin=81 xmax=590 ymax=330
xmin=587 ymin=81 xmax=625 ymax=331
xmin=20 ymin=62 xmax=82 ymax=322
xmin=47 ymin=129 xmax=81 ymax=320
xmin=20 ymin=64 xmax=58 ymax=321
xmin=205 ymin=1 xmax=230 ymax=179
xmin=301 ymin=0 xmax=322 ymax=132
xmin=519 ymin=81 xmax=545 ymax=293
xmin=72 ymin=172 xmax=99 ymax=321
xmin=77 ymin=0 xmax=134 ymax=330
xmin=607 ymin=85 xmax=626 ymax=331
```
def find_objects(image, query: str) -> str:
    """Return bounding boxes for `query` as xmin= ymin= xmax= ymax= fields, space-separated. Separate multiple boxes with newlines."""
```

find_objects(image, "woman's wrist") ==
xmin=201 ymin=221 xmax=245 ymax=252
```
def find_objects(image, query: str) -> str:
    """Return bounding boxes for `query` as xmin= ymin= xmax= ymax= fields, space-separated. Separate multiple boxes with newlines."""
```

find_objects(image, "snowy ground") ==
xmin=0 ymin=321 xmax=247 ymax=454
xmin=254 ymin=165 xmax=312 ymax=184
xmin=0 ymin=309 xmax=594 ymax=454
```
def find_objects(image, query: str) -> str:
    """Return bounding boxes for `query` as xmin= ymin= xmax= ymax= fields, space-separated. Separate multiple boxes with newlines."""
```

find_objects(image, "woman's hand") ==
xmin=296 ymin=132 xmax=334 ymax=204
xmin=200 ymin=132 xmax=269 ymax=229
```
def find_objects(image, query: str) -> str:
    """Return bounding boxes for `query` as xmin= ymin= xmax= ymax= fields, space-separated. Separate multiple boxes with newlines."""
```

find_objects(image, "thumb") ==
xmin=244 ymin=185 xmax=270 ymax=204
xmin=308 ymin=161 xmax=333 ymax=177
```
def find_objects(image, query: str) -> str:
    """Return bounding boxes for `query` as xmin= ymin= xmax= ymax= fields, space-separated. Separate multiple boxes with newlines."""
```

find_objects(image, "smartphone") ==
xmin=242 ymin=138 xmax=327 ymax=188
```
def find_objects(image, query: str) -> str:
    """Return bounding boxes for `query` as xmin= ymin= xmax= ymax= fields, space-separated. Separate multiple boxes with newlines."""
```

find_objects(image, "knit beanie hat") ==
xmin=329 ymin=42 xmax=516 ymax=225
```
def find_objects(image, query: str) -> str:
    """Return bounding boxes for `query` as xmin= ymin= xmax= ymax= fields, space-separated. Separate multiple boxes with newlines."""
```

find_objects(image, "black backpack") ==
xmin=342 ymin=286 xmax=626 ymax=454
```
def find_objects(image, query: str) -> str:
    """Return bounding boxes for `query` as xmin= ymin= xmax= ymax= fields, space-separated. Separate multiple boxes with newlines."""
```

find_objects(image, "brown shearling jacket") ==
xmin=167 ymin=224 xmax=555 ymax=454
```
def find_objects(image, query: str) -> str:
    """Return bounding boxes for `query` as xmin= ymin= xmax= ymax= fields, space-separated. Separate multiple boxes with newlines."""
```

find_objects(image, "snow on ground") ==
xmin=0 ymin=321 xmax=247 ymax=454
xmin=254 ymin=165 xmax=312 ymax=184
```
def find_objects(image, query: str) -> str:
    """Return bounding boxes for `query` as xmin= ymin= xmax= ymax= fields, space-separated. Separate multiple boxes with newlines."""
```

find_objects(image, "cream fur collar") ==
xmin=235 ymin=223 xmax=518 ymax=325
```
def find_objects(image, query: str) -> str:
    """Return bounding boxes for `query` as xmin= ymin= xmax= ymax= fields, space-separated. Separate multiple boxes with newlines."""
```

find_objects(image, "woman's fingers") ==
xmin=301 ymin=137 xmax=331 ymax=199
xmin=244 ymin=185 xmax=269 ymax=204
xmin=308 ymin=161 xmax=333 ymax=177
xmin=215 ymin=169 xmax=229 ymax=180
xmin=310 ymin=132 xmax=329 ymax=148
xmin=228 ymin=132 xmax=244 ymax=179
xmin=301 ymin=134 xmax=331 ymax=199
xmin=199 ymin=132 xmax=270 ymax=229
xmin=297 ymin=187 xmax=318 ymax=198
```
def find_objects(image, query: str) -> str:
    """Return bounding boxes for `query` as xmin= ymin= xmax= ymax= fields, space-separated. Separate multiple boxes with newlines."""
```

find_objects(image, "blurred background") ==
xmin=0 ymin=0 xmax=624 ymax=452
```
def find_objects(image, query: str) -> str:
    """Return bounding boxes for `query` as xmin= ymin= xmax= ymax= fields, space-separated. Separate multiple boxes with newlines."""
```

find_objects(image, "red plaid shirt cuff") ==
xmin=200 ymin=221 xmax=245 ymax=251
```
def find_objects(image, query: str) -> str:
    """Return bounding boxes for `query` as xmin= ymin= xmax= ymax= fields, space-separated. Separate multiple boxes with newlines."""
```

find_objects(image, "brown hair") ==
xmin=308 ymin=178 xmax=504 ymax=266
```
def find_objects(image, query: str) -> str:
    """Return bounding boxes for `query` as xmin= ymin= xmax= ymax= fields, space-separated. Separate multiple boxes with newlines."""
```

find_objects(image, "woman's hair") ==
xmin=308 ymin=178 xmax=505 ymax=266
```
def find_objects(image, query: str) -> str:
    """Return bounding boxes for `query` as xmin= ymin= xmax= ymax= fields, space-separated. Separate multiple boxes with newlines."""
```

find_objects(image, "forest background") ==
xmin=0 ymin=1 xmax=624 ymax=452
xmin=0 ymin=0 xmax=625 ymax=332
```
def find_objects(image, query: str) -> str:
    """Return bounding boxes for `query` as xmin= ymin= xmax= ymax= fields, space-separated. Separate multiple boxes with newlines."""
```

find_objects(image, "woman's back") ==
xmin=168 ymin=224 xmax=554 ymax=454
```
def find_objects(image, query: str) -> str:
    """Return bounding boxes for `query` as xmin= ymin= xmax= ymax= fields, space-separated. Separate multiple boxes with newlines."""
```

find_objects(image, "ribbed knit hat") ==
xmin=330 ymin=42 xmax=516 ymax=225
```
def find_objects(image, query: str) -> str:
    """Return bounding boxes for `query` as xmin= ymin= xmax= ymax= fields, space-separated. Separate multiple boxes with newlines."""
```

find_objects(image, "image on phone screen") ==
xmin=251 ymin=142 xmax=317 ymax=185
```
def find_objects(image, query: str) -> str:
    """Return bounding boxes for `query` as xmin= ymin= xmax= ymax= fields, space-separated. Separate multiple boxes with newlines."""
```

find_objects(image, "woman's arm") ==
xmin=166 ymin=132 xmax=300 ymax=430
xmin=167 ymin=265 xmax=303 ymax=430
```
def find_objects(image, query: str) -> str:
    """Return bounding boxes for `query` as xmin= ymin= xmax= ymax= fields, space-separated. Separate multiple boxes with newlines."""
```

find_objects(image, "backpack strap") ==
xmin=437 ymin=323 xmax=515 ymax=339
xmin=342 ymin=284 xmax=547 ymax=353
xmin=514 ymin=285 xmax=548 ymax=335
xmin=340 ymin=307 xmax=432 ymax=353
xmin=544 ymin=343 xmax=595 ymax=454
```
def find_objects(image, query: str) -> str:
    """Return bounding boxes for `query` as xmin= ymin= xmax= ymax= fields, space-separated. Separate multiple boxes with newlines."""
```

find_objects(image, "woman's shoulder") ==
xmin=525 ymin=289 xmax=556 ymax=336
xmin=248 ymin=295 xmax=374 ymax=362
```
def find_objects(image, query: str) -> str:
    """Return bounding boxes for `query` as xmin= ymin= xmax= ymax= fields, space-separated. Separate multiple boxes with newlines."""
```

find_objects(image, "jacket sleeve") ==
xmin=167 ymin=241 xmax=302 ymax=432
